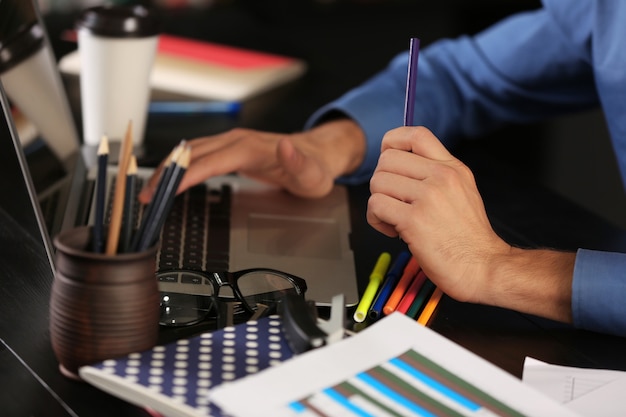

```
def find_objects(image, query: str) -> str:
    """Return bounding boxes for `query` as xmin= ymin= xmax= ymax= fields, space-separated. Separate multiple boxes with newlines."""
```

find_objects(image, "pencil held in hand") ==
xmin=403 ymin=37 xmax=420 ymax=126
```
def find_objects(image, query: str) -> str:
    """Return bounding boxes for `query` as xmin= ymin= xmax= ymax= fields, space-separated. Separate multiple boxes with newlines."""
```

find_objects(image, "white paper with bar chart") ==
xmin=210 ymin=313 xmax=580 ymax=417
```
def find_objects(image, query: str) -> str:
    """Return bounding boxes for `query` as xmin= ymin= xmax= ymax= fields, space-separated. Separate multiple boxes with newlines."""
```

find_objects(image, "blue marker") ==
xmin=368 ymin=250 xmax=412 ymax=321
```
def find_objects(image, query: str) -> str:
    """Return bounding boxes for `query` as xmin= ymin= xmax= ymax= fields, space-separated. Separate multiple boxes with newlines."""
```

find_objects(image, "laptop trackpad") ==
xmin=247 ymin=214 xmax=341 ymax=260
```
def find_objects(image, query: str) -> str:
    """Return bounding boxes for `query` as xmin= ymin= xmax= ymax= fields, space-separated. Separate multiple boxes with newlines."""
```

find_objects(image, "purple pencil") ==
xmin=403 ymin=37 xmax=421 ymax=126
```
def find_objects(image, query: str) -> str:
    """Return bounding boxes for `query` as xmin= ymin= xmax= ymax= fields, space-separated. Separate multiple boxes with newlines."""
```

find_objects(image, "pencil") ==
xmin=406 ymin=278 xmax=435 ymax=318
xmin=417 ymin=287 xmax=444 ymax=326
xmin=135 ymin=145 xmax=190 ymax=251
xmin=149 ymin=140 xmax=186 ymax=208
xmin=120 ymin=155 xmax=137 ymax=253
xmin=92 ymin=135 xmax=108 ymax=253
xmin=353 ymin=252 xmax=391 ymax=323
xmin=131 ymin=141 xmax=184 ymax=251
xmin=404 ymin=37 xmax=420 ymax=126
xmin=369 ymin=250 xmax=411 ymax=320
xmin=395 ymin=270 xmax=428 ymax=315
xmin=105 ymin=121 xmax=134 ymax=255
xmin=382 ymin=256 xmax=420 ymax=316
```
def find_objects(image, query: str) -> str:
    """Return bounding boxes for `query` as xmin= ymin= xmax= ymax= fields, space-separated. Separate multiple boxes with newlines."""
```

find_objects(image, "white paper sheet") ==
xmin=210 ymin=313 xmax=579 ymax=417
xmin=523 ymin=356 xmax=626 ymax=416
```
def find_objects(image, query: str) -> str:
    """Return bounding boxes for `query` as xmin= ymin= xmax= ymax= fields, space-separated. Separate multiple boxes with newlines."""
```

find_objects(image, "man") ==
xmin=140 ymin=0 xmax=626 ymax=336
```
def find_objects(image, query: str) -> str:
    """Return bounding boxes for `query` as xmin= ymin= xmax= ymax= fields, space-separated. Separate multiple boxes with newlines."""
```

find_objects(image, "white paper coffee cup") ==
xmin=77 ymin=5 xmax=159 ymax=146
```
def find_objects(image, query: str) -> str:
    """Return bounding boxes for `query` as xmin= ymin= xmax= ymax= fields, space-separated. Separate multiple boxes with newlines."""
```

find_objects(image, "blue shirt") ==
xmin=307 ymin=0 xmax=626 ymax=336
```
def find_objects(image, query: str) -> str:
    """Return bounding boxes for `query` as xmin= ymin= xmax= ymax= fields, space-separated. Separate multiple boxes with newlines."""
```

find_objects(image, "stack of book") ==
xmin=59 ymin=34 xmax=307 ymax=102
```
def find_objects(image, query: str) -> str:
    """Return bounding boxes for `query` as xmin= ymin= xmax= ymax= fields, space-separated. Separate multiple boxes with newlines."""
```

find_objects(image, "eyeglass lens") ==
xmin=159 ymin=292 xmax=216 ymax=327
xmin=158 ymin=270 xmax=302 ymax=327
xmin=236 ymin=271 xmax=300 ymax=312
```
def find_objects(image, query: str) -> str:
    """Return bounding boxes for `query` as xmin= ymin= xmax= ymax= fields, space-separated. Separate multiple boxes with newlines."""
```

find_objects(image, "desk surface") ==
xmin=7 ymin=74 xmax=626 ymax=417
xmin=3 ymin=135 xmax=626 ymax=417
xmin=4 ymin=2 xmax=626 ymax=415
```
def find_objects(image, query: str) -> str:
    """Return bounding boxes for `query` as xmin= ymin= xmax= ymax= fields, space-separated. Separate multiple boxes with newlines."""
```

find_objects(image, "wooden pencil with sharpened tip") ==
xmin=120 ymin=155 xmax=138 ymax=253
xmin=136 ymin=145 xmax=191 ymax=251
xmin=131 ymin=141 xmax=184 ymax=251
xmin=105 ymin=121 xmax=134 ymax=255
xmin=93 ymin=135 xmax=109 ymax=253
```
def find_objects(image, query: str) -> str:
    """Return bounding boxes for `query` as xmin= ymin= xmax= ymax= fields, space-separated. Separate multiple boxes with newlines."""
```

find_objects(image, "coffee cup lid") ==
xmin=77 ymin=5 xmax=160 ymax=38
xmin=0 ymin=22 xmax=44 ymax=73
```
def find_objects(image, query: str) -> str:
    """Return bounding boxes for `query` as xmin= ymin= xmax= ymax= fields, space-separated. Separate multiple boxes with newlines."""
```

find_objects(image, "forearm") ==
xmin=480 ymin=247 xmax=575 ymax=323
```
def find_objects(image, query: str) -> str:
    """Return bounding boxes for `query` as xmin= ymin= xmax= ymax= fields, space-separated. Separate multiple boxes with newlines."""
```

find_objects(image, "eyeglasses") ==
xmin=158 ymin=268 xmax=307 ymax=327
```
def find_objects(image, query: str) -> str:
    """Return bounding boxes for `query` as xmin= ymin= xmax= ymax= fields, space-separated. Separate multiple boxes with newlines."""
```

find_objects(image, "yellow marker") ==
xmin=353 ymin=252 xmax=392 ymax=322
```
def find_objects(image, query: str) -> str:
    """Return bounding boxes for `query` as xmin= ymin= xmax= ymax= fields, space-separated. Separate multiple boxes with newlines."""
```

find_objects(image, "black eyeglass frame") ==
xmin=157 ymin=268 xmax=307 ymax=327
xmin=209 ymin=268 xmax=308 ymax=313
xmin=159 ymin=268 xmax=308 ymax=313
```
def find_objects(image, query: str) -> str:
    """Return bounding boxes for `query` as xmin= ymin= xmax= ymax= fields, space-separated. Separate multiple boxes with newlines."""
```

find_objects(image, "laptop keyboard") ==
xmin=156 ymin=184 xmax=231 ymax=274
xmin=104 ymin=179 xmax=232 ymax=291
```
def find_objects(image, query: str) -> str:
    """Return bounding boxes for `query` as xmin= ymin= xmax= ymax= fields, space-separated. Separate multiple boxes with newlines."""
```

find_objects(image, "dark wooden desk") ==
xmin=3 ymin=2 xmax=626 ymax=414
xmin=3 ymin=112 xmax=626 ymax=416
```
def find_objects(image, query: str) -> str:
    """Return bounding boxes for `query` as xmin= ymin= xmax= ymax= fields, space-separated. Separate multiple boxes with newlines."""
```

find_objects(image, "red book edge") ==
xmin=61 ymin=30 xmax=298 ymax=70
xmin=157 ymin=34 xmax=297 ymax=69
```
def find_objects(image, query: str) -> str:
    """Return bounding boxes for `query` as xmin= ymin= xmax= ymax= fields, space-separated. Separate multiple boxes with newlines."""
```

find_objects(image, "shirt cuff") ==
xmin=572 ymin=248 xmax=626 ymax=336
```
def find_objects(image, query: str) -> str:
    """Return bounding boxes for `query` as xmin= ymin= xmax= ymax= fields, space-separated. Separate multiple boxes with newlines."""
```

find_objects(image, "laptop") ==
xmin=0 ymin=3 xmax=358 ymax=309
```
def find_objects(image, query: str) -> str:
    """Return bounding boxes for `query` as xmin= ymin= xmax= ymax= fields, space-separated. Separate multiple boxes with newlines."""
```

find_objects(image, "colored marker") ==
xmin=368 ymin=251 xmax=411 ymax=321
xmin=417 ymin=287 xmax=444 ymax=326
xmin=382 ymin=257 xmax=421 ymax=316
xmin=396 ymin=270 xmax=428 ymax=315
xmin=407 ymin=278 xmax=435 ymax=318
xmin=353 ymin=252 xmax=392 ymax=323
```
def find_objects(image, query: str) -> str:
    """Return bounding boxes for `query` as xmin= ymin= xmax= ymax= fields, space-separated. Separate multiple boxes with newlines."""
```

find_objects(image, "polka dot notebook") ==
xmin=79 ymin=316 xmax=294 ymax=417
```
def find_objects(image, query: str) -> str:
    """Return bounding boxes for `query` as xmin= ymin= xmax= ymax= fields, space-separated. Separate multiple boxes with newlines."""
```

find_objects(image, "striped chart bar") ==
xmin=288 ymin=349 xmax=528 ymax=417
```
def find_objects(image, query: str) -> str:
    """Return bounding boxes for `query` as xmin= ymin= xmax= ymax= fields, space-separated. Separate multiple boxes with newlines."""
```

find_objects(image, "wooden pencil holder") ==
xmin=49 ymin=225 xmax=159 ymax=380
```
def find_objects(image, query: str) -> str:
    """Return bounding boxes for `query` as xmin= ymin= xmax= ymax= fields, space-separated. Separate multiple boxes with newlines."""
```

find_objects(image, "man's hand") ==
xmin=138 ymin=118 xmax=366 ymax=204
xmin=367 ymin=126 xmax=575 ymax=323
xmin=367 ymin=126 xmax=508 ymax=303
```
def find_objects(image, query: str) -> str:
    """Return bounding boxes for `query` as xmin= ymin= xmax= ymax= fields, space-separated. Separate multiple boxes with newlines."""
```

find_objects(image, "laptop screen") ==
xmin=0 ymin=82 xmax=55 ymax=269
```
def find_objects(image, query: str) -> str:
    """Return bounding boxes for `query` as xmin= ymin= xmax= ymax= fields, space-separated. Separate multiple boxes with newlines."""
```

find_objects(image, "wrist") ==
xmin=297 ymin=118 xmax=366 ymax=179
xmin=482 ymin=247 xmax=574 ymax=323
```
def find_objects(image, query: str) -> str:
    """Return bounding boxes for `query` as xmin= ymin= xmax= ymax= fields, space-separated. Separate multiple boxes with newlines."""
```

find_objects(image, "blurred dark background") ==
xmin=40 ymin=0 xmax=626 ymax=230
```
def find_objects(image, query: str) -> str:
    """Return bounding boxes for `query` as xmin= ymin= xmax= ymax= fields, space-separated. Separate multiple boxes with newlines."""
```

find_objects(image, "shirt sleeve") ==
xmin=306 ymin=2 xmax=597 ymax=185
xmin=573 ymin=249 xmax=626 ymax=336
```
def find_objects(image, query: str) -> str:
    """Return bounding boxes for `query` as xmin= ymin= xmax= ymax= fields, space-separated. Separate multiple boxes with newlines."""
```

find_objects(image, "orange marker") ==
xmin=382 ymin=257 xmax=420 ymax=315
xmin=396 ymin=270 xmax=427 ymax=314
xmin=417 ymin=287 xmax=444 ymax=326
